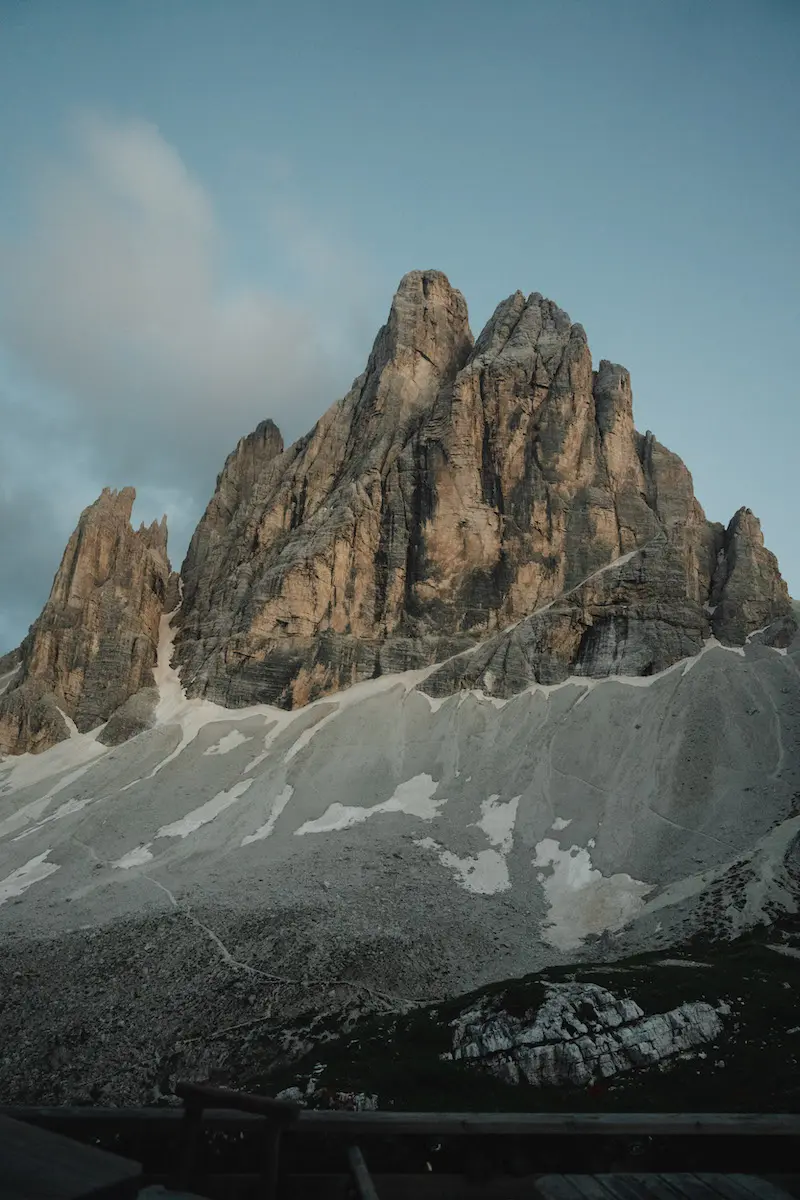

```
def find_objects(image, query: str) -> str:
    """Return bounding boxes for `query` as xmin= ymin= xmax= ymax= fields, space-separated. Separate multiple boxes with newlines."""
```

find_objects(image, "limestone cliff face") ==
xmin=710 ymin=507 xmax=792 ymax=644
xmin=181 ymin=419 xmax=284 ymax=615
xmin=0 ymin=488 xmax=171 ymax=754
xmin=174 ymin=270 xmax=476 ymax=706
xmin=174 ymin=270 xmax=794 ymax=709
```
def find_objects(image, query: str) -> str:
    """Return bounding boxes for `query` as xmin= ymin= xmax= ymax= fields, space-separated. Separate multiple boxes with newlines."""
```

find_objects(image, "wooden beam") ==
xmin=347 ymin=1145 xmax=381 ymax=1200
xmin=292 ymin=1113 xmax=800 ymax=1138
xmin=2 ymin=1108 xmax=800 ymax=1138
xmin=174 ymin=1081 xmax=301 ymax=1122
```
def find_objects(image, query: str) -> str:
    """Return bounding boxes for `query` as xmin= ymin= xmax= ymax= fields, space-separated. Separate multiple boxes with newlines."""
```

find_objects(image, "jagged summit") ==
xmin=0 ymin=271 xmax=794 ymax=751
xmin=0 ymin=486 xmax=171 ymax=754
xmin=173 ymin=271 xmax=793 ymax=711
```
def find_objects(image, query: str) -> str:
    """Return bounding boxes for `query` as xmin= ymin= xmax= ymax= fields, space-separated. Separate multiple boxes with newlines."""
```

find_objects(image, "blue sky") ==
xmin=0 ymin=0 xmax=797 ymax=650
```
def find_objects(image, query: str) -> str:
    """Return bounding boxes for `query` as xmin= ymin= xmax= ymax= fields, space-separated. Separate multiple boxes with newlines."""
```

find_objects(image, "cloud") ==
xmin=0 ymin=113 xmax=377 ymax=650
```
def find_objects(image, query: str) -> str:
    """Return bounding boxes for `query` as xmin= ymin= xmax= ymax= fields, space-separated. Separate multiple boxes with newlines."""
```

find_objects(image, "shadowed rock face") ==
xmin=180 ymin=418 xmax=284 ymax=615
xmin=174 ymin=270 xmax=793 ymax=709
xmin=0 ymin=488 xmax=171 ymax=754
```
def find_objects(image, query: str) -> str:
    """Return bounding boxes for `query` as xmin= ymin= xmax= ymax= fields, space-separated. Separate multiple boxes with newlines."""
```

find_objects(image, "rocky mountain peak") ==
xmin=0 ymin=487 xmax=172 ymax=755
xmin=348 ymin=269 xmax=473 ymax=455
xmin=171 ymin=271 xmax=794 ymax=712
xmin=138 ymin=514 xmax=169 ymax=554
xmin=470 ymin=290 xmax=582 ymax=369
xmin=95 ymin=485 xmax=137 ymax=515
xmin=383 ymin=269 xmax=472 ymax=366
xmin=710 ymin=505 xmax=792 ymax=644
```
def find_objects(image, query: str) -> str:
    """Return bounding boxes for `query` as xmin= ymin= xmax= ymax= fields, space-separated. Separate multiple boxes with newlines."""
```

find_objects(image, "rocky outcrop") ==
xmin=710 ymin=507 xmax=793 ymax=645
xmin=174 ymin=271 xmax=793 ymax=710
xmin=446 ymin=983 xmax=725 ymax=1088
xmin=0 ymin=678 xmax=69 ymax=757
xmin=0 ymin=647 xmax=21 ymax=678
xmin=0 ymin=488 xmax=171 ymax=754
xmin=96 ymin=686 xmax=159 ymax=748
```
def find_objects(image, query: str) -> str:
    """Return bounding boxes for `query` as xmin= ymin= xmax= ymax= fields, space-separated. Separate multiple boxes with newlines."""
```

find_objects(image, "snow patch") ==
xmin=242 ymin=785 xmax=294 ymax=845
xmin=148 ymin=610 xmax=440 ymax=779
xmin=473 ymin=636 xmax=757 ymax=705
xmin=0 ymin=797 xmax=54 ymax=842
xmin=472 ymin=794 xmax=519 ymax=854
xmin=12 ymin=794 xmax=94 ymax=841
xmin=295 ymin=774 xmax=444 ymax=835
xmin=415 ymin=837 xmax=511 ymax=894
xmin=283 ymin=670 xmax=437 ymax=764
xmin=244 ymin=715 xmax=296 ymax=774
xmin=768 ymin=944 xmax=800 ymax=961
xmin=0 ymin=850 xmax=60 ymax=905
xmin=682 ymin=637 xmax=745 ymax=674
xmin=0 ymin=729 xmax=105 ymax=802
xmin=113 ymin=844 xmax=154 ymax=870
xmin=56 ymin=707 xmax=83 ymax=739
xmin=204 ymin=730 xmax=253 ymax=756
xmin=0 ymin=758 xmax=103 ymax=840
xmin=156 ymin=779 xmax=254 ymax=839
xmin=416 ymin=793 xmax=519 ymax=895
xmin=0 ymin=664 xmax=21 ymax=697
xmin=283 ymin=704 xmax=341 ymax=764
xmin=147 ymin=611 xmax=277 ymax=778
xmin=533 ymin=838 xmax=653 ymax=951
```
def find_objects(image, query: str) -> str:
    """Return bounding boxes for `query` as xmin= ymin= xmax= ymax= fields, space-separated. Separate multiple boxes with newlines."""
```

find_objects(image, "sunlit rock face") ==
xmin=174 ymin=271 xmax=793 ymax=710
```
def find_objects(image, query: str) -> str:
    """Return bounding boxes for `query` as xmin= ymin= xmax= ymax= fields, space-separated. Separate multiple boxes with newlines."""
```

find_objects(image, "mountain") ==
xmin=2 ymin=270 xmax=792 ymax=752
xmin=174 ymin=270 xmax=792 ymax=708
xmin=0 ymin=271 xmax=797 ymax=1107
xmin=0 ymin=487 xmax=171 ymax=756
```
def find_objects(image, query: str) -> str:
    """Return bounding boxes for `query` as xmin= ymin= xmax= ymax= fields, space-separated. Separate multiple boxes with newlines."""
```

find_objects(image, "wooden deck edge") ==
xmin=2 ymin=1109 xmax=800 ymax=1137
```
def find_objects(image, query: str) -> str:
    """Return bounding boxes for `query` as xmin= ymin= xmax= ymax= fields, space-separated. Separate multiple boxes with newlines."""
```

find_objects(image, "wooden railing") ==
xmin=175 ymin=1082 xmax=301 ymax=1198
xmin=4 ymin=1108 xmax=799 ymax=1136
xmin=2 ymin=1102 xmax=799 ymax=1200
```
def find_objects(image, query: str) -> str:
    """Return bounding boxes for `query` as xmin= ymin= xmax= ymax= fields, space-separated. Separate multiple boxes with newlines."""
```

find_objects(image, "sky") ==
xmin=0 ymin=0 xmax=797 ymax=653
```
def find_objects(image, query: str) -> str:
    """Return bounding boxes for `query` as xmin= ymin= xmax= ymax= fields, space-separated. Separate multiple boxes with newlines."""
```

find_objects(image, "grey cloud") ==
xmin=0 ymin=113 xmax=378 ymax=652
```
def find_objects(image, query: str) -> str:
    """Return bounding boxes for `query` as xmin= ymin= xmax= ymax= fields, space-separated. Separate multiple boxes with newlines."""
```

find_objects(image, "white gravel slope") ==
xmin=0 ymin=615 xmax=797 ymax=984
